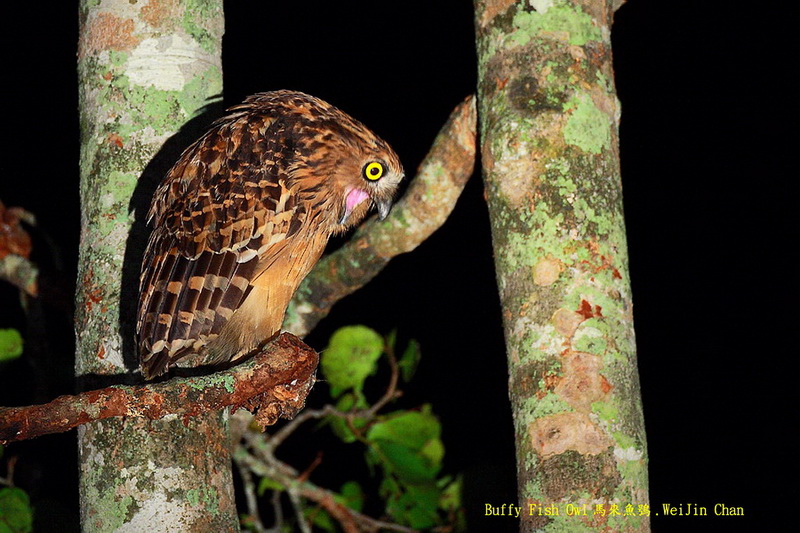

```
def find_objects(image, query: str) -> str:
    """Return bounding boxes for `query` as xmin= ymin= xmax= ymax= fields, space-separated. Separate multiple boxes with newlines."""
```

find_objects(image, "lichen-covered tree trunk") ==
xmin=474 ymin=1 xmax=649 ymax=531
xmin=75 ymin=1 xmax=237 ymax=530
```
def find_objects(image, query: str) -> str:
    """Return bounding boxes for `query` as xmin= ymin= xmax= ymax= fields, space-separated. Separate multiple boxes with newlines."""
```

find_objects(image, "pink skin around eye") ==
xmin=345 ymin=188 xmax=370 ymax=212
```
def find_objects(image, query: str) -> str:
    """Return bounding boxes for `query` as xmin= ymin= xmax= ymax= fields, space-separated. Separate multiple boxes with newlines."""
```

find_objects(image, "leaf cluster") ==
xmin=251 ymin=325 xmax=464 ymax=532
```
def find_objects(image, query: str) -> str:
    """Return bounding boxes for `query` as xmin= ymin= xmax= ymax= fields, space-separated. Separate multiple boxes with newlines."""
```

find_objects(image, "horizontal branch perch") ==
xmin=285 ymin=95 xmax=477 ymax=337
xmin=0 ymin=333 xmax=318 ymax=444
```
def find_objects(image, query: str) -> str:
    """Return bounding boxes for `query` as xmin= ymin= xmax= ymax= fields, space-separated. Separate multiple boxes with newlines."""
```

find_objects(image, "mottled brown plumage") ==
xmin=137 ymin=91 xmax=403 ymax=379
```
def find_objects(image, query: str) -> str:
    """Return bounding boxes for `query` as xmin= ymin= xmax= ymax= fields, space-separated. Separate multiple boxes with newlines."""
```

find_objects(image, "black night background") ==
xmin=0 ymin=1 xmax=789 ymax=531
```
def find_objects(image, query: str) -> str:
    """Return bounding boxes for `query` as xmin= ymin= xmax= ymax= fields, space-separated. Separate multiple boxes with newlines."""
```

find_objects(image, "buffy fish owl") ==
xmin=137 ymin=90 xmax=403 ymax=379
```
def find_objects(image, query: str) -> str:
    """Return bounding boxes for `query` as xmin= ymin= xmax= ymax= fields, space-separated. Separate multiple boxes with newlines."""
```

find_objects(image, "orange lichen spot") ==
xmin=108 ymin=133 xmax=124 ymax=148
xmin=87 ymin=289 xmax=102 ymax=304
xmin=577 ymin=299 xmax=594 ymax=319
xmin=600 ymin=375 xmax=613 ymax=395
xmin=576 ymin=299 xmax=604 ymax=320
xmin=141 ymin=0 xmax=181 ymax=29
xmin=79 ymin=12 xmax=140 ymax=58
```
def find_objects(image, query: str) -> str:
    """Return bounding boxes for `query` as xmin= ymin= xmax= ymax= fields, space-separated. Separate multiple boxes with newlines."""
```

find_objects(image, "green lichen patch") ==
xmin=510 ymin=4 xmax=602 ymax=47
xmin=178 ymin=66 xmax=223 ymax=118
xmin=187 ymin=372 xmax=236 ymax=394
xmin=185 ymin=486 xmax=220 ymax=515
xmin=562 ymin=94 xmax=611 ymax=154
xmin=182 ymin=0 xmax=223 ymax=54
xmin=522 ymin=392 xmax=573 ymax=422
xmin=572 ymin=318 xmax=609 ymax=356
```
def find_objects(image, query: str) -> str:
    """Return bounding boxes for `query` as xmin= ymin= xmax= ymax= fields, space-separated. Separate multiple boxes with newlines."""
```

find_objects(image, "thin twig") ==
xmin=235 ymin=454 xmax=267 ymax=533
xmin=269 ymin=490 xmax=284 ymax=533
xmin=363 ymin=337 xmax=402 ymax=418
xmin=235 ymin=445 xmax=417 ymax=533
xmin=287 ymin=485 xmax=312 ymax=533
xmin=266 ymin=404 xmax=340 ymax=451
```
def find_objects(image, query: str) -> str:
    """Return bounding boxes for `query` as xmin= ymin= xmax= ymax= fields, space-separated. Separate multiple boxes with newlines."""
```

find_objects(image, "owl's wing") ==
xmin=137 ymin=111 xmax=306 ymax=379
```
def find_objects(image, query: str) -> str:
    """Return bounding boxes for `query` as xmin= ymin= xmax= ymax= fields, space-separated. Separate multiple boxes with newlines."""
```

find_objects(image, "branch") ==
xmin=0 ymin=254 xmax=37 ymax=297
xmin=0 ymin=333 xmax=318 ymax=444
xmin=234 ymin=454 xmax=268 ymax=533
xmin=236 ymin=442 xmax=417 ymax=533
xmin=284 ymin=95 xmax=477 ymax=337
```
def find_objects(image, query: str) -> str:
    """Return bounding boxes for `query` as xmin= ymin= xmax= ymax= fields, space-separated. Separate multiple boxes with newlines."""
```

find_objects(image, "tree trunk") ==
xmin=474 ymin=1 xmax=649 ymax=531
xmin=75 ymin=1 xmax=237 ymax=530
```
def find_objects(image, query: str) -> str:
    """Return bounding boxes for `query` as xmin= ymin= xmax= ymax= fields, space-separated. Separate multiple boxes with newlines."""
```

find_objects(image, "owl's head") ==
xmin=333 ymin=132 xmax=404 ymax=229
xmin=263 ymin=91 xmax=404 ymax=231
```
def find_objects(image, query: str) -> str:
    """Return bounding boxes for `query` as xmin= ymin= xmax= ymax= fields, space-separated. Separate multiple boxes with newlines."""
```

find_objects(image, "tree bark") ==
xmin=474 ymin=1 xmax=649 ymax=531
xmin=76 ymin=1 xmax=236 ymax=531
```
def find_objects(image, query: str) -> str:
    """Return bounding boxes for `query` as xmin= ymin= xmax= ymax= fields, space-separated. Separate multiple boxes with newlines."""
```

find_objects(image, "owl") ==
xmin=137 ymin=90 xmax=404 ymax=379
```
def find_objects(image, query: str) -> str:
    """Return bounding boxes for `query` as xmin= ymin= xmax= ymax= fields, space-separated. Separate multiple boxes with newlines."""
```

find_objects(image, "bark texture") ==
xmin=76 ymin=1 xmax=234 ymax=530
xmin=475 ymin=1 xmax=649 ymax=531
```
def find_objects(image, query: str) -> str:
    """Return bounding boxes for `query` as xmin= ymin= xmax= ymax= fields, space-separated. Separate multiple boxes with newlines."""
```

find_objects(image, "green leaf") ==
xmin=367 ymin=409 xmax=444 ymax=483
xmin=0 ymin=330 xmax=23 ymax=362
xmin=373 ymin=440 xmax=440 ymax=483
xmin=438 ymin=476 xmax=462 ymax=511
xmin=386 ymin=482 xmax=440 ymax=529
xmin=398 ymin=339 xmax=421 ymax=382
xmin=0 ymin=487 xmax=33 ymax=533
xmin=321 ymin=326 xmax=384 ymax=398
xmin=304 ymin=507 xmax=335 ymax=532
xmin=337 ymin=481 xmax=364 ymax=512
xmin=378 ymin=475 xmax=401 ymax=500
xmin=367 ymin=408 xmax=441 ymax=451
xmin=257 ymin=476 xmax=285 ymax=496
xmin=420 ymin=437 xmax=445 ymax=467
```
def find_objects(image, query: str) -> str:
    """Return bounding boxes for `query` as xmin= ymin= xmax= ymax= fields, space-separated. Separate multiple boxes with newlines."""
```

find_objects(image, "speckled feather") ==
xmin=138 ymin=91 xmax=403 ymax=379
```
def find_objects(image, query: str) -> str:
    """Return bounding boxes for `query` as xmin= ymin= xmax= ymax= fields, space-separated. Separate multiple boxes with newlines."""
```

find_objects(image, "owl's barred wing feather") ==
xmin=137 ymin=103 xmax=306 ymax=379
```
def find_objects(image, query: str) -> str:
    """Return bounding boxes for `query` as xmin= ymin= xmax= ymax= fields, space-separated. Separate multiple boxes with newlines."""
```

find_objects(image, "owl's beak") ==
xmin=375 ymin=197 xmax=393 ymax=221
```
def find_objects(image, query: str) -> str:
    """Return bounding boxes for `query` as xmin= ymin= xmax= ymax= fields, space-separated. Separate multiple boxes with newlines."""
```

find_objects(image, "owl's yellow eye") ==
xmin=363 ymin=162 xmax=384 ymax=181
